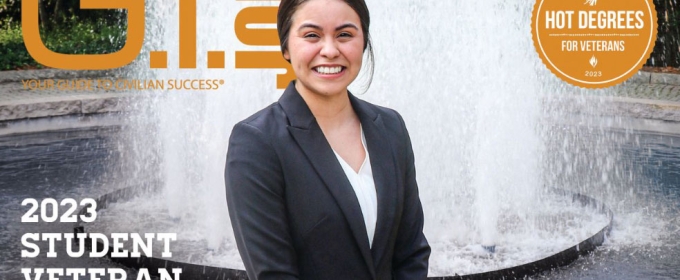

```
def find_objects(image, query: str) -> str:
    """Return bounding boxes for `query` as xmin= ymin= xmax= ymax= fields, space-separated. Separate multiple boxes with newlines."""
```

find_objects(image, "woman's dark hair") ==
xmin=277 ymin=0 xmax=374 ymax=90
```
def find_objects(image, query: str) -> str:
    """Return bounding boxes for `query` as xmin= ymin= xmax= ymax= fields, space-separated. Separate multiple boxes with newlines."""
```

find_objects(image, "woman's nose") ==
xmin=320 ymin=38 xmax=340 ymax=59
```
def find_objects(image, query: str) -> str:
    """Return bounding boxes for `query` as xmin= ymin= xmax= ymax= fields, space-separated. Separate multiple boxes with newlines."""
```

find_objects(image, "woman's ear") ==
xmin=283 ymin=49 xmax=290 ymax=61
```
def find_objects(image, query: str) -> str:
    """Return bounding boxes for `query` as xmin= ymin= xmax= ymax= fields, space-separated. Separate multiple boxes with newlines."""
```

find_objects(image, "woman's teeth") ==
xmin=315 ymin=66 xmax=343 ymax=74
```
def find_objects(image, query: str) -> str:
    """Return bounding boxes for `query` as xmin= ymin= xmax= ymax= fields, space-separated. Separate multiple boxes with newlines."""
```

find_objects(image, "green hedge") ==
xmin=0 ymin=25 xmax=31 ymax=70
xmin=0 ymin=18 xmax=126 ymax=70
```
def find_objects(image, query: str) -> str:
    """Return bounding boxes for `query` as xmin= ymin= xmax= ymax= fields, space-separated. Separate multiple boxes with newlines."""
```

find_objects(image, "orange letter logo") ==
xmin=235 ymin=6 xmax=295 ymax=89
xmin=22 ymin=0 xmax=145 ymax=70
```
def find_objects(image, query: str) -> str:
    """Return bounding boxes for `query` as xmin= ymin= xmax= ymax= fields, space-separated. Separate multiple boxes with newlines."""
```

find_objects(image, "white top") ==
xmin=332 ymin=126 xmax=378 ymax=248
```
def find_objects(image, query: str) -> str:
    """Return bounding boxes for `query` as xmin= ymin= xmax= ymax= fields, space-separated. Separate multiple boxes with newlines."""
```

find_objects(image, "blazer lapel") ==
xmin=279 ymin=82 xmax=376 ymax=278
xmin=348 ymin=94 xmax=399 ymax=268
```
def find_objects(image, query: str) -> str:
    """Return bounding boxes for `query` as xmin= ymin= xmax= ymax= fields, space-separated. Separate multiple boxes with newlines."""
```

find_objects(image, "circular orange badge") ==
xmin=531 ymin=0 xmax=657 ymax=88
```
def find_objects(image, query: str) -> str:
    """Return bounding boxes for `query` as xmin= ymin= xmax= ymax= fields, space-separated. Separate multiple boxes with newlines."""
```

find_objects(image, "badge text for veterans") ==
xmin=544 ymin=10 xmax=644 ymax=53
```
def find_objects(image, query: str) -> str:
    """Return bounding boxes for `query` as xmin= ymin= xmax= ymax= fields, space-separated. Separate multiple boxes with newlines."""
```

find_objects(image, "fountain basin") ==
xmin=77 ymin=185 xmax=612 ymax=279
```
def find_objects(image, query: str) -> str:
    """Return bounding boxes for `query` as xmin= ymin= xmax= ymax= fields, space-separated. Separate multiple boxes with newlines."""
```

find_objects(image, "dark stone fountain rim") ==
xmin=75 ymin=186 xmax=613 ymax=280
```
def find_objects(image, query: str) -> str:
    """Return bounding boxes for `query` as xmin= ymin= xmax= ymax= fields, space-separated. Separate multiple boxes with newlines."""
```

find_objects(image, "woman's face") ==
xmin=284 ymin=0 xmax=364 ymax=98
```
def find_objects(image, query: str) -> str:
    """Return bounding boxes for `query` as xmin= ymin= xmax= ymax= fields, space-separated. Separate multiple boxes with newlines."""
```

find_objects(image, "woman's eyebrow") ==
xmin=298 ymin=23 xmax=322 ymax=31
xmin=335 ymin=23 xmax=358 ymax=31
xmin=298 ymin=23 xmax=359 ymax=31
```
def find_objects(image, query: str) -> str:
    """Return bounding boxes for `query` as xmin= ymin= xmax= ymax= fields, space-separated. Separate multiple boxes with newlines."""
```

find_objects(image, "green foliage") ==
xmin=0 ymin=24 xmax=33 ymax=70
xmin=0 ymin=18 xmax=126 ymax=70
xmin=0 ymin=0 xmax=20 ymax=29
xmin=42 ymin=17 xmax=127 ymax=55
xmin=0 ymin=0 xmax=124 ymax=30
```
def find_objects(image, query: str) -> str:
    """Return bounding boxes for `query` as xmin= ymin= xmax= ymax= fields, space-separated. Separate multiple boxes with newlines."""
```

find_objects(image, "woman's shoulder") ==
xmin=234 ymin=102 xmax=288 ymax=132
xmin=227 ymin=102 xmax=292 ymax=151
xmin=365 ymin=100 xmax=404 ymax=123
xmin=350 ymin=95 xmax=409 ymax=134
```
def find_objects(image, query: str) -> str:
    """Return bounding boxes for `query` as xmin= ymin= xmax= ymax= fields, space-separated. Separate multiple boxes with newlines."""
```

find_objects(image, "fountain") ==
xmin=82 ymin=0 xmax=616 ymax=278
xmin=2 ymin=0 xmax=679 ymax=279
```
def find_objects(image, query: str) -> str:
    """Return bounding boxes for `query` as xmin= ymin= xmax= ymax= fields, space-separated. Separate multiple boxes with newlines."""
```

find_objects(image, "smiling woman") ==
xmin=282 ymin=0 xmax=366 ymax=100
xmin=224 ymin=0 xmax=431 ymax=279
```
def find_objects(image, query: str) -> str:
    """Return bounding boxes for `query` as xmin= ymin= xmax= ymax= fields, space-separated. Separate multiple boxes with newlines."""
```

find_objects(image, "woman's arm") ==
xmin=225 ymin=121 xmax=300 ymax=280
xmin=392 ymin=113 xmax=431 ymax=280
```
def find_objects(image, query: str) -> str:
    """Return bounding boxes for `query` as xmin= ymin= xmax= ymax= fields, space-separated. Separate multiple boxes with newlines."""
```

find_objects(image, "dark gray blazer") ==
xmin=225 ymin=81 xmax=430 ymax=280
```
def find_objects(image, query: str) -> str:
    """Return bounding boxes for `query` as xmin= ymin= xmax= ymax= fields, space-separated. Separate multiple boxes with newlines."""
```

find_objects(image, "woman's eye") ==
xmin=304 ymin=33 xmax=320 ymax=38
xmin=338 ymin=32 xmax=353 ymax=38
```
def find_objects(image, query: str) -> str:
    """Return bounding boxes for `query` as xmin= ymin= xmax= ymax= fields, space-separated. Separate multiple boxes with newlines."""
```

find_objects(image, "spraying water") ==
xmin=88 ymin=0 xmax=674 ymax=277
